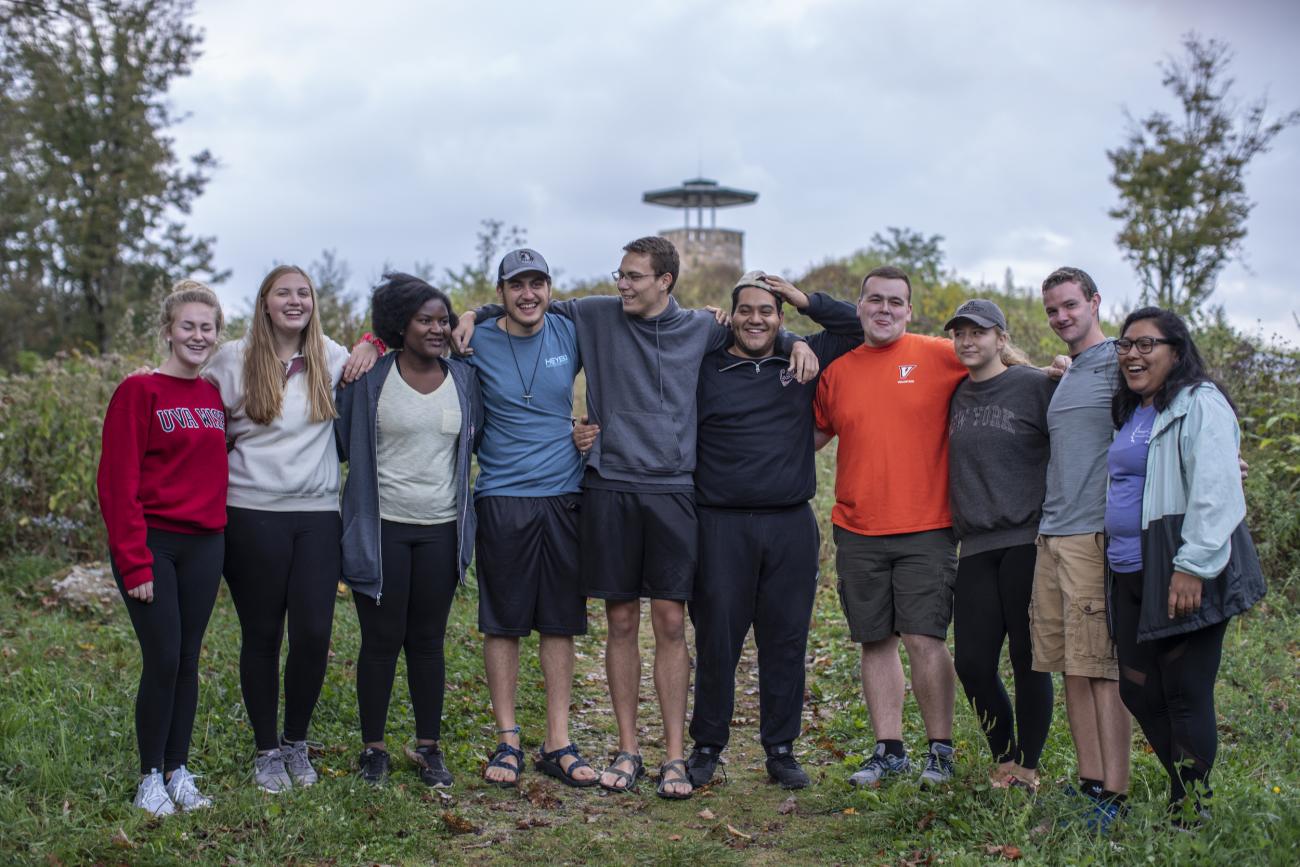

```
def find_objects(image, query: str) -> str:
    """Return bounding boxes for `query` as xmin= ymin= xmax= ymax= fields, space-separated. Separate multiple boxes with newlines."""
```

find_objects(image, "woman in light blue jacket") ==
xmin=1104 ymin=307 xmax=1264 ymax=825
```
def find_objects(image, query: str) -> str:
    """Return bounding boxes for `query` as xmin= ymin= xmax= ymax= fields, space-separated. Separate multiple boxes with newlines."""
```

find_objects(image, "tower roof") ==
xmin=642 ymin=177 xmax=758 ymax=209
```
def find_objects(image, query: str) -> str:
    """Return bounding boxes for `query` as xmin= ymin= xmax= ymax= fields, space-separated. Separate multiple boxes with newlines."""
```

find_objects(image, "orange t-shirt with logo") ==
xmin=814 ymin=332 xmax=968 ymax=536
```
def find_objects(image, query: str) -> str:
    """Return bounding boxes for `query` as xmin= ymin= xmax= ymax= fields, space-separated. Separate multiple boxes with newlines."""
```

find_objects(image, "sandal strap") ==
xmin=660 ymin=758 xmax=688 ymax=781
xmin=488 ymin=742 xmax=525 ymax=768
xmin=538 ymin=743 xmax=580 ymax=762
xmin=497 ymin=725 xmax=522 ymax=736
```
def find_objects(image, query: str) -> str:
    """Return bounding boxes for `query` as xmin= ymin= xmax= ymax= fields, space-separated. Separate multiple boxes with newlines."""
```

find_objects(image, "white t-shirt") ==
xmin=376 ymin=363 xmax=460 ymax=524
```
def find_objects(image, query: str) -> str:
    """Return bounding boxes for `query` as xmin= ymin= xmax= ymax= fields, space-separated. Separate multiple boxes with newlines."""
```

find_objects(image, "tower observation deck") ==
xmin=642 ymin=177 xmax=757 ymax=277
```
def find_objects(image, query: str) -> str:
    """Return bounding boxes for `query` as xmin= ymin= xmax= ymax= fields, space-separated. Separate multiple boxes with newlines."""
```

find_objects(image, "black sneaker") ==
xmin=765 ymin=744 xmax=810 ymax=790
xmin=685 ymin=744 xmax=724 ymax=788
xmin=358 ymin=747 xmax=390 ymax=785
xmin=414 ymin=743 xmax=454 ymax=788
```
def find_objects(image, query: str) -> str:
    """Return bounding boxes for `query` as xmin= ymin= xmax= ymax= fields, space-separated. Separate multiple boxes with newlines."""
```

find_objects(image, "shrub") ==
xmin=0 ymin=351 xmax=136 ymax=562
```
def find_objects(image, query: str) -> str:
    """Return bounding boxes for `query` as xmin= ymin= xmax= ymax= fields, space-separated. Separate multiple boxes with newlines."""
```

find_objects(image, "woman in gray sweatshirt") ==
xmin=944 ymin=299 xmax=1056 ymax=791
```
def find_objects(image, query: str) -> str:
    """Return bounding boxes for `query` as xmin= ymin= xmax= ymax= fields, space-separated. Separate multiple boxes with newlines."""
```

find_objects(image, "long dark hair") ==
xmin=1111 ymin=306 xmax=1236 ymax=428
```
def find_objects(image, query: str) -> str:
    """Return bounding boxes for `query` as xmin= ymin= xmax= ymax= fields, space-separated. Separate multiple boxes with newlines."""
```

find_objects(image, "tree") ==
xmin=309 ymin=248 xmax=365 ymax=341
xmin=1108 ymin=33 xmax=1299 ymax=319
xmin=441 ymin=218 xmax=527 ymax=311
xmin=0 ymin=0 xmax=224 ymax=360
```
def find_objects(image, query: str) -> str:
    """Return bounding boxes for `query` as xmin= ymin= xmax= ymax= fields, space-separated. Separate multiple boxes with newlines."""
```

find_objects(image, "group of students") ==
xmin=97 ymin=237 xmax=1264 ymax=830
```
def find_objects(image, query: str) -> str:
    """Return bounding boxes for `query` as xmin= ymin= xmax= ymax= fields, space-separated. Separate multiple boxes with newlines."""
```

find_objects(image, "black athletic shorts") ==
xmin=579 ymin=488 xmax=697 ymax=601
xmin=475 ymin=494 xmax=586 ymax=636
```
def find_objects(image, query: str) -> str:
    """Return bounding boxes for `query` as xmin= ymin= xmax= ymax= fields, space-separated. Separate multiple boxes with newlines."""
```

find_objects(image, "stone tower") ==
xmin=642 ymin=177 xmax=757 ymax=278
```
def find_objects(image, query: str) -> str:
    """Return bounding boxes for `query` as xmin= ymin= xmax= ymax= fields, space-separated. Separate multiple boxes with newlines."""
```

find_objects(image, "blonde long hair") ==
xmin=998 ymin=328 xmax=1032 ymax=367
xmin=242 ymin=265 xmax=337 ymax=425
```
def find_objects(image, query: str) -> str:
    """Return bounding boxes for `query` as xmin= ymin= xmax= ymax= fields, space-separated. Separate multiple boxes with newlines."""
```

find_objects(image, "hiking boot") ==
xmin=133 ymin=769 xmax=176 ymax=817
xmin=281 ymin=738 xmax=318 ymax=787
xmin=685 ymin=744 xmax=724 ymax=788
xmin=849 ymin=743 xmax=911 ymax=787
xmin=254 ymin=749 xmax=293 ymax=793
xmin=414 ymin=743 xmax=453 ymax=788
xmin=164 ymin=765 xmax=211 ymax=810
xmin=918 ymin=742 xmax=955 ymax=787
xmin=765 ymin=744 xmax=810 ymax=790
xmin=358 ymin=747 xmax=390 ymax=785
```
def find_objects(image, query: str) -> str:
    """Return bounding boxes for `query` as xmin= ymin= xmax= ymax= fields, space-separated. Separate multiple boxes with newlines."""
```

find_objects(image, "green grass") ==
xmin=2 ymin=542 xmax=1298 ymax=866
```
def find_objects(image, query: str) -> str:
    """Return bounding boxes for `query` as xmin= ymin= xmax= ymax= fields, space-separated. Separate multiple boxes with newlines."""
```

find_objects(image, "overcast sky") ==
xmin=169 ymin=0 xmax=1300 ymax=341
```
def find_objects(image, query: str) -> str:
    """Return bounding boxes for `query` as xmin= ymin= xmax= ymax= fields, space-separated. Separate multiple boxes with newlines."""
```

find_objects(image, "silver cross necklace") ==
xmin=505 ymin=322 xmax=545 ymax=406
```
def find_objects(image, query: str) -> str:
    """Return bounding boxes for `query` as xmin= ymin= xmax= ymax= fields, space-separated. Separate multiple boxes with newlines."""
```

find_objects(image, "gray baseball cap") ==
xmin=944 ymin=298 xmax=1007 ymax=331
xmin=732 ymin=270 xmax=775 ymax=294
xmin=497 ymin=248 xmax=550 ymax=282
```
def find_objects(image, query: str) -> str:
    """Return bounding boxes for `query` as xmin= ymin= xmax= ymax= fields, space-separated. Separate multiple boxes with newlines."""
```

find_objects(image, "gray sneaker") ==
xmin=281 ymin=739 xmax=319 ymax=787
xmin=164 ymin=765 xmax=211 ymax=810
xmin=254 ymin=749 xmax=293 ymax=793
xmin=849 ymin=743 xmax=911 ymax=787
xmin=133 ymin=769 xmax=176 ymax=817
xmin=918 ymin=742 xmax=955 ymax=787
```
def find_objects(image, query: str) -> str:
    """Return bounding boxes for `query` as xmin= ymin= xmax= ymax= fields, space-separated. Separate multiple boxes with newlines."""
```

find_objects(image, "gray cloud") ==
xmin=169 ymin=0 xmax=1299 ymax=339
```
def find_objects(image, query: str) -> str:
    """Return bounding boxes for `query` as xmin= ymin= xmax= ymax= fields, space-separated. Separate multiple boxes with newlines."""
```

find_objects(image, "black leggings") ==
xmin=113 ymin=529 xmax=223 ymax=775
xmin=353 ymin=520 xmax=459 ymax=744
xmin=1112 ymin=569 xmax=1228 ymax=806
xmin=953 ymin=544 xmax=1053 ymax=769
xmin=223 ymin=507 xmax=341 ymax=751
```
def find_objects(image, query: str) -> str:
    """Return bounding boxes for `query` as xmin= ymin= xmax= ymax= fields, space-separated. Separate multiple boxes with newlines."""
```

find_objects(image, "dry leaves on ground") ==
xmin=441 ymin=812 xmax=480 ymax=835
xmin=983 ymin=844 xmax=1024 ymax=860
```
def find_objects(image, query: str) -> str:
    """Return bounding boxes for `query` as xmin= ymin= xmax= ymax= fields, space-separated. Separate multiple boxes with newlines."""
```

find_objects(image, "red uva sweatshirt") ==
xmin=97 ymin=372 xmax=229 ymax=590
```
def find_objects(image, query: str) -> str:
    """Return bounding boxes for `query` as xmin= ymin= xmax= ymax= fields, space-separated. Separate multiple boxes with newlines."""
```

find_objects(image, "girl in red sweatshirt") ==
xmin=97 ymin=281 xmax=228 ymax=817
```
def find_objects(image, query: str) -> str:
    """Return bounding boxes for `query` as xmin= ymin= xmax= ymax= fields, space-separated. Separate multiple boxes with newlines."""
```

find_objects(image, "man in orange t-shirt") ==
xmin=814 ymin=266 xmax=968 ymax=788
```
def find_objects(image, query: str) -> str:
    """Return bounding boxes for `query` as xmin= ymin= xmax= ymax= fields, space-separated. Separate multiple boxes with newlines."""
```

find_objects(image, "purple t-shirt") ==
xmin=1105 ymin=404 xmax=1157 ymax=571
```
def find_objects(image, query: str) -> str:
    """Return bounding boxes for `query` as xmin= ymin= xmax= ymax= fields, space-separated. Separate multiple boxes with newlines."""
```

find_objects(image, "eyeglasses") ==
xmin=611 ymin=270 xmax=661 ymax=284
xmin=1114 ymin=337 xmax=1174 ymax=355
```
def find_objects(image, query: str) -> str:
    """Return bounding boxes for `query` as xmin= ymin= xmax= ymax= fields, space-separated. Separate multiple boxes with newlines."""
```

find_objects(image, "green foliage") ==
xmin=0 ymin=0 xmax=224 ymax=365
xmin=1197 ymin=320 xmax=1300 ymax=598
xmin=309 ymin=248 xmax=366 ymax=342
xmin=1108 ymin=33 xmax=1300 ymax=319
xmin=441 ymin=218 xmax=528 ymax=314
xmin=2 ymin=554 xmax=1298 ymax=864
xmin=0 ymin=351 xmax=141 ymax=559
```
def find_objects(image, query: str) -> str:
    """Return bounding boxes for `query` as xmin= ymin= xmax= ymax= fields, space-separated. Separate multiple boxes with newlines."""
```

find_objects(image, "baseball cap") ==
xmin=731 ymin=270 xmax=777 ymax=294
xmin=498 ymin=248 xmax=550 ymax=282
xmin=944 ymin=298 xmax=1007 ymax=331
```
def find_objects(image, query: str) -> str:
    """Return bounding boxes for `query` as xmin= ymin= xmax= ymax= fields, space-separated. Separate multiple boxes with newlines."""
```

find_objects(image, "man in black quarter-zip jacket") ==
xmin=684 ymin=271 xmax=860 ymax=790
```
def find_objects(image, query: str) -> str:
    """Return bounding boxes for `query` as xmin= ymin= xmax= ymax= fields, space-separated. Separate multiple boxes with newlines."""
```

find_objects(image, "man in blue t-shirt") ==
xmin=466 ymin=249 xmax=598 ymax=789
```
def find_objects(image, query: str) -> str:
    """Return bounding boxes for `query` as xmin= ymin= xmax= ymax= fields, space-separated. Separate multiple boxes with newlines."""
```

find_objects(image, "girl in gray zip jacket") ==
xmin=333 ymin=274 xmax=483 ymax=786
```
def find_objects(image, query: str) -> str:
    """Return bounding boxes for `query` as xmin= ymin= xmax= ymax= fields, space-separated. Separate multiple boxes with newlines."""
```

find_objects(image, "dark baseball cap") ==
xmin=944 ymin=298 xmax=1007 ymax=331
xmin=497 ymin=248 xmax=550 ymax=282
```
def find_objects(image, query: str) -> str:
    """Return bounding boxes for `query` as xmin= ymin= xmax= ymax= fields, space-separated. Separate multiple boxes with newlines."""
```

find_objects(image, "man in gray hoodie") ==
xmin=454 ymin=236 xmax=817 ymax=799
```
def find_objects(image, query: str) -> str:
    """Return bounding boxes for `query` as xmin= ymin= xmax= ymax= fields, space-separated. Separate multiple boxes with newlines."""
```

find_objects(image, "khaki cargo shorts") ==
xmin=1030 ymin=533 xmax=1117 ymax=680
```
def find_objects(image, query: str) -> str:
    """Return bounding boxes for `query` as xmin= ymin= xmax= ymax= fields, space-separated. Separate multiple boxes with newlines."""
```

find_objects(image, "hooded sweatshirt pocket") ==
xmin=599 ymin=410 xmax=684 ymax=475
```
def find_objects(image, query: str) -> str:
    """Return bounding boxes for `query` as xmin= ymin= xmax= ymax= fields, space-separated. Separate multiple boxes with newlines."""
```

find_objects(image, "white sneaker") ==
xmin=165 ymin=765 xmax=212 ymax=810
xmin=133 ymin=770 xmax=176 ymax=817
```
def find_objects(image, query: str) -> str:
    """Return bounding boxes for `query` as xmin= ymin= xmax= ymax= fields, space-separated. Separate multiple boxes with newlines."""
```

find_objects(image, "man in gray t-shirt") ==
xmin=1032 ymin=267 xmax=1131 ymax=821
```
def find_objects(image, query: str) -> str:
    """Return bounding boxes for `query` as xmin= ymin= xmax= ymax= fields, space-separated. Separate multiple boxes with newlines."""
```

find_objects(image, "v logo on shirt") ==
xmin=898 ymin=364 xmax=916 ymax=382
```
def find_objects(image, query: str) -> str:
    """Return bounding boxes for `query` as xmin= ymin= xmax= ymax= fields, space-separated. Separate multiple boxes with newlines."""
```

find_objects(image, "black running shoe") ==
xmin=685 ymin=744 xmax=723 ymax=788
xmin=414 ymin=743 xmax=454 ymax=788
xmin=358 ymin=747 xmax=390 ymax=785
xmin=765 ymin=744 xmax=810 ymax=790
